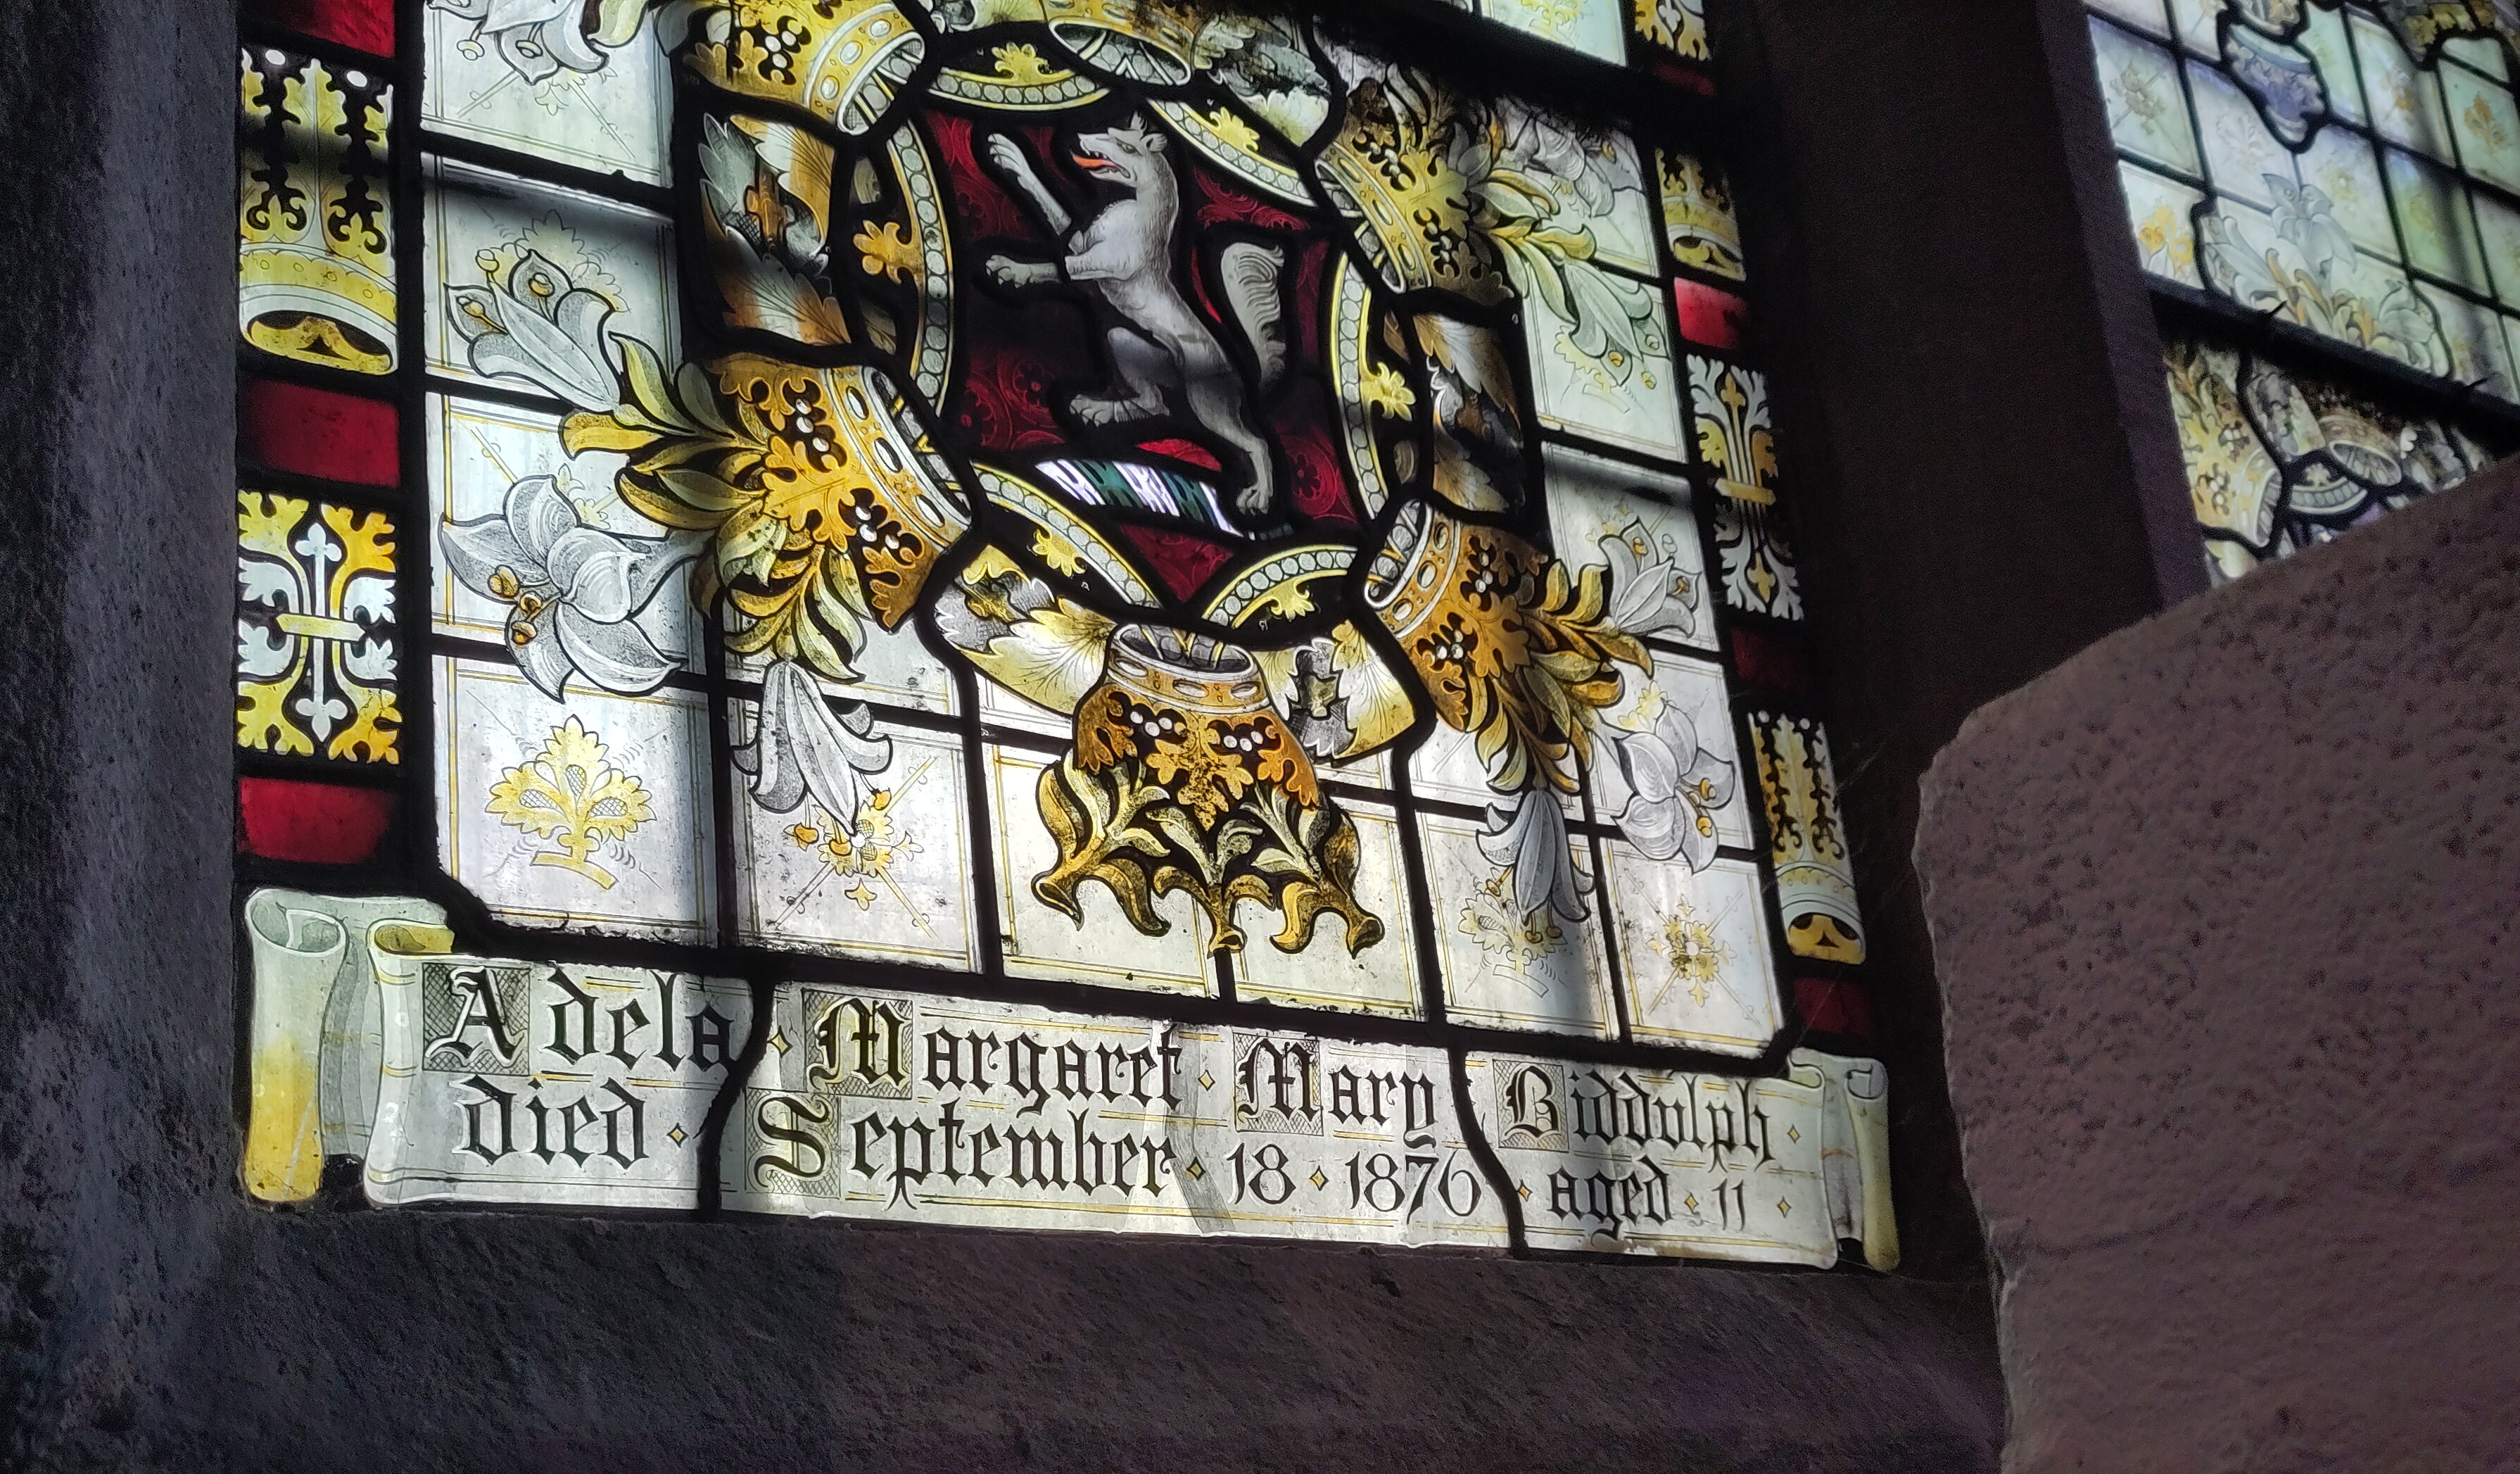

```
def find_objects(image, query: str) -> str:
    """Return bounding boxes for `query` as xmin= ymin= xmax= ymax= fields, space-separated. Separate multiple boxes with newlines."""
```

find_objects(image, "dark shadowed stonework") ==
xmin=1918 ymin=467 xmax=2520 ymax=1470
xmin=1716 ymin=0 xmax=2201 ymax=1285
xmin=1 ymin=0 xmax=2315 ymax=1463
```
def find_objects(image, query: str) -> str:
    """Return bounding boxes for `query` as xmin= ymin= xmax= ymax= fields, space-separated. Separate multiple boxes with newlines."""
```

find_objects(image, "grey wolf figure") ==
xmin=981 ymin=118 xmax=1289 ymax=520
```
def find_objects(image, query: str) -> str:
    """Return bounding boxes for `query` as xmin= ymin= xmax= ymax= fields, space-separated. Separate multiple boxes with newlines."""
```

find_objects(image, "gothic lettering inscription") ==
xmin=1467 ymin=1052 xmax=1837 ymax=1265
xmin=242 ymin=891 xmax=1894 ymax=1268
xmin=727 ymin=988 xmax=1505 ymax=1249
xmin=369 ymin=940 xmax=749 ymax=1209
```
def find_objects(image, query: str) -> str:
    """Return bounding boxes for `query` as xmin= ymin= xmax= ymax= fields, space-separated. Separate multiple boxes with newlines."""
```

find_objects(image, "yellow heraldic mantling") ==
xmin=570 ymin=346 xmax=973 ymax=686
xmin=1044 ymin=625 xmax=1383 ymax=958
xmin=687 ymin=0 xmax=929 ymax=134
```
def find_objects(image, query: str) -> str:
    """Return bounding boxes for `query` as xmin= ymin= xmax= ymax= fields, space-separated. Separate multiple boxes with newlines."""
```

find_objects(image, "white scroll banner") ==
xmin=1463 ymin=1047 xmax=1899 ymax=1269
xmin=241 ymin=890 xmax=1895 ymax=1268
xmin=241 ymin=889 xmax=450 ymax=1202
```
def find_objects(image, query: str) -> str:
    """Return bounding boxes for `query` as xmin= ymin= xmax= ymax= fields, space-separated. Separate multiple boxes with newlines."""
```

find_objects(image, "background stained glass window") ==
xmin=229 ymin=0 xmax=1897 ymax=1275
xmin=2083 ymin=0 xmax=2519 ymax=580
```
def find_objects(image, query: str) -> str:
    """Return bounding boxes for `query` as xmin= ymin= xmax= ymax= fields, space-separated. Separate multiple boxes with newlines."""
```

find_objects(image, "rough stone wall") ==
xmin=158 ymin=1226 xmax=2013 ymax=1470
xmin=1917 ymin=466 xmax=2520 ymax=1470
xmin=0 ymin=0 xmax=241 ymax=1452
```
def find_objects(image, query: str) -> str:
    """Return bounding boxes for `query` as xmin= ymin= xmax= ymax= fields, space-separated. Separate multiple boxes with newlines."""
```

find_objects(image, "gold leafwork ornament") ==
xmin=487 ymin=717 xmax=656 ymax=890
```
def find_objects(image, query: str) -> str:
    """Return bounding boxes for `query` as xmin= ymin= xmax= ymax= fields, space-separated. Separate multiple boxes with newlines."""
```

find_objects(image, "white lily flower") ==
xmin=735 ymin=661 xmax=894 ymax=826
xmin=1599 ymin=518 xmax=1699 ymax=645
xmin=446 ymin=248 xmax=620 ymax=410
xmin=441 ymin=476 xmax=698 ymax=700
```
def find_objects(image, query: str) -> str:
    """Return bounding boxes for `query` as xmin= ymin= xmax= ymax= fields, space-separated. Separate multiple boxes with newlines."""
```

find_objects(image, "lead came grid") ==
xmin=2090 ymin=0 xmax=2520 ymax=393
xmin=2084 ymin=0 xmax=2520 ymax=581
xmin=226 ymin=0 xmax=1896 ymax=1268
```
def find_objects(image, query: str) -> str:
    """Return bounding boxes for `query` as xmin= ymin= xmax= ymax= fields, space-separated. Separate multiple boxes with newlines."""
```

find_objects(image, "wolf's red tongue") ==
xmin=1075 ymin=152 xmax=1113 ymax=171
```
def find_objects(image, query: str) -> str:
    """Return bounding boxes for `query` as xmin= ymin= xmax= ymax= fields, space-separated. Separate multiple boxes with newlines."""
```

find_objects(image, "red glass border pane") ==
xmin=1794 ymin=977 xmax=1875 ymax=1038
xmin=245 ymin=0 xmax=395 ymax=55
xmin=240 ymin=378 xmax=399 ymax=489
xmin=1729 ymin=625 xmax=1812 ymax=700
xmin=1673 ymin=279 xmax=1751 ymax=352
xmin=1642 ymin=56 xmax=1717 ymax=95
xmin=239 ymin=777 xmax=395 ymax=864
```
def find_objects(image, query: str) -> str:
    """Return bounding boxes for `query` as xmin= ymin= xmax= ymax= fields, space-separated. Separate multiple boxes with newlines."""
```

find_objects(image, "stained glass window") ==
xmin=232 ymin=0 xmax=1896 ymax=1271
xmin=2085 ymin=0 xmax=2519 ymax=580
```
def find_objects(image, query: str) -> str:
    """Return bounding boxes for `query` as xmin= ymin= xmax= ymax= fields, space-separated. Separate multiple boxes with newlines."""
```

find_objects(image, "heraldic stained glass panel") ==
xmin=2084 ymin=0 xmax=2519 ymax=581
xmin=229 ymin=0 xmax=1898 ymax=1272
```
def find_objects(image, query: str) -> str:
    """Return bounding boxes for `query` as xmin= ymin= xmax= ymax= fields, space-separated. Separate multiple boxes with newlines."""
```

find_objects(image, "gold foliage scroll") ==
xmin=567 ymin=341 xmax=971 ymax=685
xmin=2381 ymin=0 xmax=2516 ymax=51
xmin=2164 ymin=339 xmax=2281 ymax=546
xmin=1366 ymin=500 xmax=1642 ymax=797
xmin=1034 ymin=756 xmax=1379 ymax=959
xmin=1038 ymin=626 xmax=1379 ymax=956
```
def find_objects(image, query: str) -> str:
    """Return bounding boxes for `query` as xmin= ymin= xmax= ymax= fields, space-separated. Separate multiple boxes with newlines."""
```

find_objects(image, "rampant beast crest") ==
xmin=979 ymin=115 xmax=1292 ymax=523
xmin=441 ymin=0 xmax=1733 ymax=970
